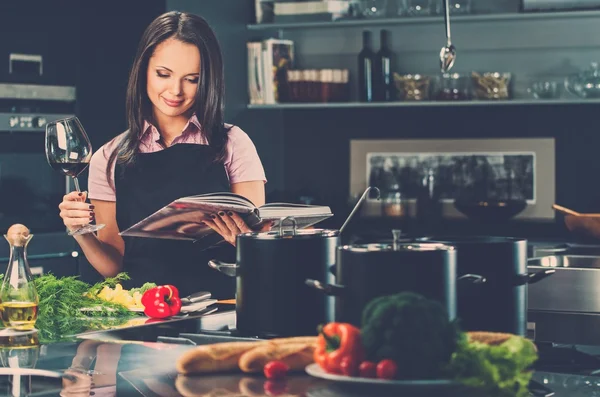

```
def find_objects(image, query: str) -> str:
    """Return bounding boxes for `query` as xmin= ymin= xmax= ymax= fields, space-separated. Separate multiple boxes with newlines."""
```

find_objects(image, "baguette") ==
xmin=238 ymin=342 xmax=315 ymax=373
xmin=175 ymin=336 xmax=318 ymax=375
xmin=176 ymin=341 xmax=268 ymax=374
xmin=269 ymin=336 xmax=317 ymax=346
xmin=467 ymin=331 xmax=537 ymax=351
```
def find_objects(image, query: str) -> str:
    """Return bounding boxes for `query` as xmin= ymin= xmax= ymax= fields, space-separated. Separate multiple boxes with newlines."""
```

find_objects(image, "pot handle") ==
xmin=457 ymin=274 xmax=487 ymax=284
xmin=305 ymin=279 xmax=345 ymax=296
xmin=208 ymin=260 xmax=238 ymax=277
xmin=514 ymin=269 xmax=556 ymax=286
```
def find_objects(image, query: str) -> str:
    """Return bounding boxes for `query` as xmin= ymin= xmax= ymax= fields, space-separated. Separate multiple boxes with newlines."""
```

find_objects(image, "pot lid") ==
xmin=340 ymin=242 xmax=455 ymax=253
xmin=239 ymin=228 xmax=339 ymax=240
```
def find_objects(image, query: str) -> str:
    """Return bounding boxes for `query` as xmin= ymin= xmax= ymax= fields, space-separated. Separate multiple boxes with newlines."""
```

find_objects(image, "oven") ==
xmin=0 ymin=81 xmax=79 ymax=277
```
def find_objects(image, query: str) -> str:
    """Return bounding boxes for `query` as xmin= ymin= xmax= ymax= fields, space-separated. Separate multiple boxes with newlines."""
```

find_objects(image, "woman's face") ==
xmin=146 ymin=37 xmax=200 ymax=120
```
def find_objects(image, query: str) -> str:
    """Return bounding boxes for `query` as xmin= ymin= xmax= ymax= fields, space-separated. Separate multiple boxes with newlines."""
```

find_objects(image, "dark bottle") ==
xmin=374 ymin=29 xmax=394 ymax=101
xmin=358 ymin=30 xmax=375 ymax=102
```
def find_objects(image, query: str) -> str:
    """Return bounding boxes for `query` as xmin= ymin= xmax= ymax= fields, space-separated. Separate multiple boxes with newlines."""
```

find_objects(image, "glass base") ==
xmin=68 ymin=224 xmax=105 ymax=236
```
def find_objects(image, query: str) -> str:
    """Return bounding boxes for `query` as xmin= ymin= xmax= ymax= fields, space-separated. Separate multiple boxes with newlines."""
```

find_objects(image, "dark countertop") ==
xmin=1 ymin=309 xmax=600 ymax=396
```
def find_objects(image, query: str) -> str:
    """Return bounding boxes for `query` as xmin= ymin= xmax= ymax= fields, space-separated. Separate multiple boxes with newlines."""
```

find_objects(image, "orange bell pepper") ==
xmin=314 ymin=322 xmax=365 ymax=374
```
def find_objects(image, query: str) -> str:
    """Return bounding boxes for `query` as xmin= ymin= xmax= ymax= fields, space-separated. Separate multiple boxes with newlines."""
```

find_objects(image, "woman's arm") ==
xmin=231 ymin=180 xmax=265 ymax=207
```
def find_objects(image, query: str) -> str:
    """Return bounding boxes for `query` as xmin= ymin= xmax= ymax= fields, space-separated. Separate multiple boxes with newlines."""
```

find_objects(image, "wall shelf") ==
xmin=247 ymin=10 xmax=600 ymax=30
xmin=247 ymin=98 xmax=600 ymax=109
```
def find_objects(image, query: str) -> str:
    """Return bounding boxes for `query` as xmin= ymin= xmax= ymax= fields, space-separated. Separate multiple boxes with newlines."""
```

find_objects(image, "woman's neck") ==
xmin=152 ymin=111 xmax=190 ymax=147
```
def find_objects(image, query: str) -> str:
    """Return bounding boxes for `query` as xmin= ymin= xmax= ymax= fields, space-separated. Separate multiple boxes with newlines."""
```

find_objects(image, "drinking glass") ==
xmin=45 ymin=117 xmax=105 ymax=235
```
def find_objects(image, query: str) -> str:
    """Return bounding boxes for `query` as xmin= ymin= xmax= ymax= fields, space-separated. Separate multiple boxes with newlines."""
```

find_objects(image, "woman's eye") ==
xmin=156 ymin=72 xmax=169 ymax=78
xmin=186 ymin=77 xmax=199 ymax=84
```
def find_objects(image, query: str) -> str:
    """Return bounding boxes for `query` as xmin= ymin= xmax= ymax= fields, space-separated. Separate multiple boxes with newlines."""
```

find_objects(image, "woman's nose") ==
xmin=169 ymin=80 xmax=183 ymax=96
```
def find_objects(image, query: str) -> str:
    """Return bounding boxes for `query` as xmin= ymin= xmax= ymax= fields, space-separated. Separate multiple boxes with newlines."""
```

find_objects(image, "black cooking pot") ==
xmin=418 ymin=236 xmax=555 ymax=336
xmin=306 ymin=240 xmax=486 ymax=327
xmin=209 ymin=218 xmax=339 ymax=337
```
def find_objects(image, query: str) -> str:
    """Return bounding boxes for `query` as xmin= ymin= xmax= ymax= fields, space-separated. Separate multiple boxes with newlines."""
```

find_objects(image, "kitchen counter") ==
xmin=1 ymin=309 xmax=600 ymax=396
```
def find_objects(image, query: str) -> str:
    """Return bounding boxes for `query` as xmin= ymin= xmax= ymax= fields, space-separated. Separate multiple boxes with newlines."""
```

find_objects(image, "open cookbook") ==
xmin=119 ymin=192 xmax=333 ymax=247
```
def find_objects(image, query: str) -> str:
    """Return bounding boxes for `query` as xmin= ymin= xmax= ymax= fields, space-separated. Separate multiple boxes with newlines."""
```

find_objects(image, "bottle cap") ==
xmin=5 ymin=224 xmax=31 ymax=247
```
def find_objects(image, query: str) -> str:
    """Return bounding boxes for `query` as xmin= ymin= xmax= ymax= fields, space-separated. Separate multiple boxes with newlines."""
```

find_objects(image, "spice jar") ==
xmin=436 ymin=73 xmax=470 ymax=100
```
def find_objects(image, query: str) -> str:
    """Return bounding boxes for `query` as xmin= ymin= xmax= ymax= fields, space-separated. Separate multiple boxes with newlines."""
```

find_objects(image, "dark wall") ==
xmin=281 ymin=103 xmax=600 ymax=238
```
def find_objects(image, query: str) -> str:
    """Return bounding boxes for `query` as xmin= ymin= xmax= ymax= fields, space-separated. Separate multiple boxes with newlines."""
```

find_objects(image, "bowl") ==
xmin=471 ymin=72 xmax=511 ymax=100
xmin=393 ymin=73 xmax=431 ymax=101
xmin=528 ymin=81 xmax=561 ymax=100
xmin=453 ymin=199 xmax=527 ymax=222
xmin=564 ymin=215 xmax=600 ymax=241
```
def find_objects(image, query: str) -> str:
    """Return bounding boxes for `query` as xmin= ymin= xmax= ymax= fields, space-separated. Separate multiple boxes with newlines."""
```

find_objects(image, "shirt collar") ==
xmin=140 ymin=114 xmax=202 ymax=142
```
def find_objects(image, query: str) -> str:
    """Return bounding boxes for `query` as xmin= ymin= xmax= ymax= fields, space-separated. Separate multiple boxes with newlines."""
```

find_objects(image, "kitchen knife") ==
xmin=180 ymin=291 xmax=211 ymax=305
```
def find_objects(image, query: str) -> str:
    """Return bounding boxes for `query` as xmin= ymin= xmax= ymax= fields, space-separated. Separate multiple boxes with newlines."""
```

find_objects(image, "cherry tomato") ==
xmin=340 ymin=356 xmax=360 ymax=377
xmin=264 ymin=361 xmax=289 ymax=380
xmin=358 ymin=361 xmax=377 ymax=378
xmin=263 ymin=380 xmax=289 ymax=396
xmin=376 ymin=359 xmax=398 ymax=380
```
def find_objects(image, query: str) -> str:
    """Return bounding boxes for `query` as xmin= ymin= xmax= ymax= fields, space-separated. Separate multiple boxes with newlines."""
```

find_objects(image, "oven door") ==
xmin=0 ymin=120 xmax=70 ymax=233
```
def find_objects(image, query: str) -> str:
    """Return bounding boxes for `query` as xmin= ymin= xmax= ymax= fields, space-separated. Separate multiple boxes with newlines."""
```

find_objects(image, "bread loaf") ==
xmin=175 ymin=336 xmax=318 ymax=375
xmin=238 ymin=342 xmax=315 ymax=373
xmin=176 ymin=341 xmax=267 ymax=374
xmin=467 ymin=331 xmax=537 ymax=351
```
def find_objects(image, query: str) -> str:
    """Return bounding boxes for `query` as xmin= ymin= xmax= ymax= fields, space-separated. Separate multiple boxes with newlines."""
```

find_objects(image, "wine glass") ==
xmin=45 ymin=116 xmax=105 ymax=236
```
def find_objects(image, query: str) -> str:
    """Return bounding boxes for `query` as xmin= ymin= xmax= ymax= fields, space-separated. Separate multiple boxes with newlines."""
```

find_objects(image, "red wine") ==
xmin=358 ymin=31 xmax=375 ymax=102
xmin=49 ymin=161 xmax=89 ymax=177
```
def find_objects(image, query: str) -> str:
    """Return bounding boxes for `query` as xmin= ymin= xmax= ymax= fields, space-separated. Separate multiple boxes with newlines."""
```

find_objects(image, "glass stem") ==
xmin=72 ymin=176 xmax=81 ymax=193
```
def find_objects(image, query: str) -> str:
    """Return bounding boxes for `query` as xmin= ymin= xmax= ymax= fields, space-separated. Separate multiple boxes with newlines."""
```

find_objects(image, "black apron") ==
xmin=115 ymin=143 xmax=236 ymax=299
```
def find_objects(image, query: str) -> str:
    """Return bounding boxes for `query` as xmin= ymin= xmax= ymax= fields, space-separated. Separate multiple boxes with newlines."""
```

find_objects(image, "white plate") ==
xmin=305 ymin=363 xmax=462 ymax=389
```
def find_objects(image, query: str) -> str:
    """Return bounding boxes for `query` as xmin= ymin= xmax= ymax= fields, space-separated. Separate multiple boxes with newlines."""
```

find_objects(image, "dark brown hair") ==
xmin=106 ymin=11 xmax=230 ymax=186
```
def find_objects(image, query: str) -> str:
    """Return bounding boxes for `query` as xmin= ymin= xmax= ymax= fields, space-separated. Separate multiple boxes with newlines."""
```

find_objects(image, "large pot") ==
xmin=419 ymin=236 xmax=555 ymax=336
xmin=209 ymin=218 xmax=339 ymax=337
xmin=306 ymin=238 xmax=486 ymax=327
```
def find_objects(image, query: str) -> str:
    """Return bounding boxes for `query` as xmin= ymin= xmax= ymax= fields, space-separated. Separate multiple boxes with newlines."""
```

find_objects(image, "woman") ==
xmin=58 ymin=11 xmax=268 ymax=298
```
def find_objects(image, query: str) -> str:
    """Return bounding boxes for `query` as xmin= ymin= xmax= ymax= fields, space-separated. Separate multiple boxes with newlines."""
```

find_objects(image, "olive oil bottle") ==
xmin=0 ymin=224 xmax=39 ymax=330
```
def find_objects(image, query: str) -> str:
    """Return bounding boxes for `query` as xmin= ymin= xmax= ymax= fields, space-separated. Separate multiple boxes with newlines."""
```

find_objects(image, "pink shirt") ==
xmin=88 ymin=115 xmax=267 ymax=201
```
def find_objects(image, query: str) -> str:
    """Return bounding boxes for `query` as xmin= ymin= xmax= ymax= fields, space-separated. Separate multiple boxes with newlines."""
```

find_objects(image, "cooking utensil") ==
xmin=306 ymin=231 xmax=485 ymax=327
xmin=439 ymin=0 xmax=456 ymax=72
xmin=180 ymin=291 xmax=211 ymax=305
xmin=209 ymin=217 xmax=339 ymax=337
xmin=419 ymin=236 xmax=554 ymax=335
xmin=552 ymin=204 xmax=582 ymax=216
xmin=341 ymin=186 xmax=380 ymax=234
xmin=207 ymin=186 xmax=379 ymax=336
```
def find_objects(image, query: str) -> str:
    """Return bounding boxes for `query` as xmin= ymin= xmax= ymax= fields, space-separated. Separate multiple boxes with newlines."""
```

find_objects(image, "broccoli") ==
xmin=360 ymin=292 xmax=461 ymax=379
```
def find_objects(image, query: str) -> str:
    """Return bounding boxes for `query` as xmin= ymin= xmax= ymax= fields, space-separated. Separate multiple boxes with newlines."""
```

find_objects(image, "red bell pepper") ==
xmin=314 ymin=323 xmax=365 ymax=375
xmin=141 ymin=285 xmax=182 ymax=318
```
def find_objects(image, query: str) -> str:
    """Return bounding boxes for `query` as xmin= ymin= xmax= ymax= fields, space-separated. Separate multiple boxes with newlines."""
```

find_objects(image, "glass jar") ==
xmin=398 ymin=0 xmax=432 ymax=16
xmin=361 ymin=0 xmax=389 ymax=18
xmin=383 ymin=190 xmax=405 ymax=217
xmin=435 ymin=0 xmax=471 ymax=15
xmin=435 ymin=73 xmax=470 ymax=100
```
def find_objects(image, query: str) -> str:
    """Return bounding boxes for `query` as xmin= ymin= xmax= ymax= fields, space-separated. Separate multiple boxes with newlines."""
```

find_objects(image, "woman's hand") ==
xmin=203 ymin=211 xmax=273 ymax=247
xmin=58 ymin=191 xmax=95 ymax=232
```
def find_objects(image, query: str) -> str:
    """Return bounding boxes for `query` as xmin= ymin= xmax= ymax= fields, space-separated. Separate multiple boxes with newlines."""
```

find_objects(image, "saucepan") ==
xmin=418 ymin=235 xmax=555 ymax=335
xmin=305 ymin=230 xmax=486 ymax=327
xmin=208 ymin=187 xmax=380 ymax=337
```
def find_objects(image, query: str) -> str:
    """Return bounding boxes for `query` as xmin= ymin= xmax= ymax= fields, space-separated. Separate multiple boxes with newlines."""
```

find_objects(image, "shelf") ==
xmin=247 ymin=98 xmax=600 ymax=109
xmin=247 ymin=10 xmax=600 ymax=30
